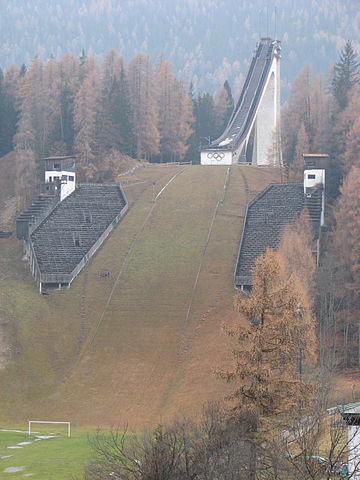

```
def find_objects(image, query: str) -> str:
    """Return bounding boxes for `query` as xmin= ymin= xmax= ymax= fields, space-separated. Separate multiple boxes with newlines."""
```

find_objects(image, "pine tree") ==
xmin=112 ymin=68 xmax=134 ymax=156
xmin=99 ymin=50 xmax=120 ymax=151
xmin=184 ymin=85 xmax=199 ymax=164
xmin=197 ymin=92 xmax=217 ymax=145
xmin=214 ymin=80 xmax=233 ymax=138
xmin=57 ymin=54 xmax=81 ymax=154
xmin=2 ymin=66 xmax=20 ymax=156
xmin=331 ymin=40 xmax=360 ymax=111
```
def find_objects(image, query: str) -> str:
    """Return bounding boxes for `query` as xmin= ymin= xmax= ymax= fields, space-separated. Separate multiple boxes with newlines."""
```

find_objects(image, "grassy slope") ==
xmin=0 ymin=164 xmax=281 ymax=429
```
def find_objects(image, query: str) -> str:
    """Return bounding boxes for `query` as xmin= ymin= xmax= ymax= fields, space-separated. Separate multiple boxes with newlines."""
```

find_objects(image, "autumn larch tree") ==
xmin=74 ymin=59 xmax=101 ymax=181
xmin=157 ymin=58 xmax=193 ymax=162
xmin=281 ymin=65 xmax=312 ymax=169
xmin=221 ymin=234 xmax=317 ymax=429
xmin=334 ymin=165 xmax=360 ymax=367
xmin=288 ymin=122 xmax=309 ymax=181
xmin=157 ymin=58 xmax=178 ymax=162
xmin=127 ymin=53 xmax=160 ymax=161
xmin=14 ymin=56 xmax=44 ymax=207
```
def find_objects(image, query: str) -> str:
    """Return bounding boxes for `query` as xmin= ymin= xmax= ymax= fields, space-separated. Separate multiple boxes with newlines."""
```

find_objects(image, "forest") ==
xmin=0 ymin=49 xmax=235 ymax=207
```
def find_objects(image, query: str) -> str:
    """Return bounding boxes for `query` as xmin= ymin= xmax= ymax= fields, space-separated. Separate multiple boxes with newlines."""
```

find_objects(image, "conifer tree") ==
xmin=14 ymin=56 xmax=44 ymax=202
xmin=196 ymin=93 xmax=217 ymax=145
xmin=156 ymin=59 xmax=193 ymax=162
xmin=184 ymin=83 xmax=200 ymax=163
xmin=214 ymin=80 xmax=233 ymax=138
xmin=281 ymin=65 xmax=312 ymax=168
xmin=57 ymin=54 xmax=81 ymax=154
xmin=220 ymin=245 xmax=316 ymax=428
xmin=331 ymin=40 xmax=360 ymax=111
xmin=3 ymin=66 xmax=20 ymax=155
xmin=127 ymin=54 xmax=160 ymax=160
xmin=334 ymin=165 xmax=360 ymax=366
xmin=288 ymin=122 xmax=309 ymax=181
xmin=74 ymin=61 xmax=101 ymax=181
xmin=99 ymin=51 xmax=134 ymax=156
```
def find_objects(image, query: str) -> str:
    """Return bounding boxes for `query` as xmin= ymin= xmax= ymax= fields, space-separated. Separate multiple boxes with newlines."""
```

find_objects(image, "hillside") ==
xmin=0 ymin=163 xmax=282 ymax=427
xmin=0 ymin=0 xmax=358 ymax=97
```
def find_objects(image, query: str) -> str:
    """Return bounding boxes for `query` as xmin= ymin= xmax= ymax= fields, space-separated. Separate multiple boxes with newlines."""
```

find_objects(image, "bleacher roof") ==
xmin=30 ymin=184 xmax=126 ymax=279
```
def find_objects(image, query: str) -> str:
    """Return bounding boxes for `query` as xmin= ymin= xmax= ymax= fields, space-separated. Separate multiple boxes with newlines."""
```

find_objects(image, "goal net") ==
xmin=28 ymin=420 xmax=71 ymax=438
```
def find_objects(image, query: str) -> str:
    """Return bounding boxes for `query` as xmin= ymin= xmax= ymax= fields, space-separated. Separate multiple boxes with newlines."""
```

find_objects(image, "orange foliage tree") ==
xmin=221 ymin=228 xmax=317 ymax=429
xmin=333 ymin=165 xmax=360 ymax=367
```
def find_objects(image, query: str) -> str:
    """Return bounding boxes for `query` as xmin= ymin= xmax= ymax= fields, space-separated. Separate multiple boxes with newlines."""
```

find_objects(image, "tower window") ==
xmin=69 ymin=175 xmax=74 ymax=181
xmin=308 ymin=174 xmax=316 ymax=179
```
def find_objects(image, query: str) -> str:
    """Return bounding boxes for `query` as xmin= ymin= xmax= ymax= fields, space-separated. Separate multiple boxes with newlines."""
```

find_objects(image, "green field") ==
xmin=0 ymin=428 xmax=92 ymax=479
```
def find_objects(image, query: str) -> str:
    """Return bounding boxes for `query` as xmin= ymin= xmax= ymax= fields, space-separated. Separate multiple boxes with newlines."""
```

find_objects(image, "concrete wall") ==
xmin=251 ymin=51 xmax=280 ymax=166
xmin=45 ymin=170 xmax=76 ymax=201
xmin=254 ymin=72 xmax=275 ymax=165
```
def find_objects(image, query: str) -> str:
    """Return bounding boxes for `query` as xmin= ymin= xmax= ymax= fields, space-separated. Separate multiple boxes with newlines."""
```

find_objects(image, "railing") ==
xmin=227 ymin=42 xmax=262 ymax=127
xmin=235 ymin=43 xmax=274 ymax=147
xmin=209 ymin=40 xmax=276 ymax=152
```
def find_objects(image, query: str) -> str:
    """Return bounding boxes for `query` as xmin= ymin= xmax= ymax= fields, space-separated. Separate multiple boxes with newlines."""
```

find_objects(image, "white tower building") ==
xmin=44 ymin=156 xmax=76 ymax=202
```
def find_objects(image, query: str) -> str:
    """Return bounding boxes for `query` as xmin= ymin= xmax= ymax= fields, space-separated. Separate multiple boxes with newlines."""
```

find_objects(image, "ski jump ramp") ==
xmin=201 ymin=38 xmax=281 ymax=166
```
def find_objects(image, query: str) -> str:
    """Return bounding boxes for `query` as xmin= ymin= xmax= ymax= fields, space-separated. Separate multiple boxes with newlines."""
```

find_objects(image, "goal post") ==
xmin=28 ymin=420 xmax=71 ymax=438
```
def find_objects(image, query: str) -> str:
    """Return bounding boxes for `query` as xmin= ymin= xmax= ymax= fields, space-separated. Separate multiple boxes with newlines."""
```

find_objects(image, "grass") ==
xmin=0 ymin=428 xmax=93 ymax=479
xmin=0 ymin=164 xmax=281 ymax=430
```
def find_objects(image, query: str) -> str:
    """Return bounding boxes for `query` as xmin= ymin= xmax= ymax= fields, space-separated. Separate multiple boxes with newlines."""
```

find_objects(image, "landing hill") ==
xmin=0 ymin=161 xmax=281 ymax=427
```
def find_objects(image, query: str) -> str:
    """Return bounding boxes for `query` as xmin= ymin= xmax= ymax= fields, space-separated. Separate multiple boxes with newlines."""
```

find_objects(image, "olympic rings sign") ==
xmin=207 ymin=152 xmax=225 ymax=161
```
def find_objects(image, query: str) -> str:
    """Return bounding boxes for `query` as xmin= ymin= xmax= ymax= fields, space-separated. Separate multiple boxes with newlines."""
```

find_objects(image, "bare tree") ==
xmin=83 ymin=403 xmax=254 ymax=480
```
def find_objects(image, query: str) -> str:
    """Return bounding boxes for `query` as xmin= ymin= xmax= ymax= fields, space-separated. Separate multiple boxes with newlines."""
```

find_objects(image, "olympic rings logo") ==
xmin=207 ymin=152 xmax=225 ymax=161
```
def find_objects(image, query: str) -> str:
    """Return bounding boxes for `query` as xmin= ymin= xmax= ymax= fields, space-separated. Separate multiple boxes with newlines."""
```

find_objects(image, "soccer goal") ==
xmin=28 ymin=420 xmax=71 ymax=438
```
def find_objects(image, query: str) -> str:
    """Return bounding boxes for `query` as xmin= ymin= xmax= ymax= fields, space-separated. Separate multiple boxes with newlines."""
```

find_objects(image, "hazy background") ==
xmin=1 ymin=0 xmax=359 ymax=98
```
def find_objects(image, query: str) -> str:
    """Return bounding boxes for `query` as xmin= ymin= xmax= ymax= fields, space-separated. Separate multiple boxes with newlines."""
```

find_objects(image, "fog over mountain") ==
xmin=0 ymin=0 xmax=359 ymax=98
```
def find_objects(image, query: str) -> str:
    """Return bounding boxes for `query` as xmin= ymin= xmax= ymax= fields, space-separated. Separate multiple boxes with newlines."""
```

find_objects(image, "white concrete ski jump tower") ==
xmin=201 ymin=38 xmax=281 ymax=166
